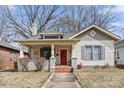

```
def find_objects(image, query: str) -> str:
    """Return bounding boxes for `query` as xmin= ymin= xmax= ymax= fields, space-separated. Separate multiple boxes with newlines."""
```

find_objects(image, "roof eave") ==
xmin=69 ymin=25 xmax=121 ymax=41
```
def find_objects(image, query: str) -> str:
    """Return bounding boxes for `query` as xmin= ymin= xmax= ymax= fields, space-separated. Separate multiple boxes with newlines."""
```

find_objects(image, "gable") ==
xmin=69 ymin=25 xmax=120 ymax=41
xmin=73 ymin=28 xmax=114 ymax=40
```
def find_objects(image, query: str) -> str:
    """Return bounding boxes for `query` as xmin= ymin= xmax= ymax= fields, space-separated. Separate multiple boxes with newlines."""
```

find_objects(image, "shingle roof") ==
xmin=27 ymin=34 xmax=41 ymax=40
xmin=39 ymin=31 xmax=63 ymax=34
xmin=0 ymin=41 xmax=28 ymax=53
xmin=115 ymin=39 xmax=124 ymax=48
xmin=63 ymin=32 xmax=77 ymax=39
xmin=26 ymin=32 xmax=77 ymax=40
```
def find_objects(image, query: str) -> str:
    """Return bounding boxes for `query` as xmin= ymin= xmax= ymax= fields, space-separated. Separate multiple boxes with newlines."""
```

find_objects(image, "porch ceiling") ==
xmin=18 ymin=39 xmax=80 ymax=47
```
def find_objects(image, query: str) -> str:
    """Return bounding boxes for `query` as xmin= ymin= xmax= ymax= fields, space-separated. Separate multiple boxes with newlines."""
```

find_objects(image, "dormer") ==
xmin=39 ymin=32 xmax=63 ymax=39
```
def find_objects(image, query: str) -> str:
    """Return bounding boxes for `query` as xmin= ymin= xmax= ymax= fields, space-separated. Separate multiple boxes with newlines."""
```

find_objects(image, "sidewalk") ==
xmin=46 ymin=73 xmax=79 ymax=88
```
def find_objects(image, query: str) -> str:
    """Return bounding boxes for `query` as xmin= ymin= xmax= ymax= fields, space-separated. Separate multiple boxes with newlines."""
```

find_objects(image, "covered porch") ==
xmin=19 ymin=39 xmax=79 ymax=71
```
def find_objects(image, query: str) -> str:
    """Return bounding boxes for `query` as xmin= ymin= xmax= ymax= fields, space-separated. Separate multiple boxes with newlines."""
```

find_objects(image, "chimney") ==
xmin=31 ymin=22 xmax=37 ymax=35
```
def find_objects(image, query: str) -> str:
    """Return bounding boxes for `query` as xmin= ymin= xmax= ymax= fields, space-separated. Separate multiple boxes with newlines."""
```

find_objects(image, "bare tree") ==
xmin=51 ymin=6 xmax=120 ymax=34
xmin=1 ymin=5 xmax=63 ymax=40
xmin=0 ymin=5 xmax=123 ymax=40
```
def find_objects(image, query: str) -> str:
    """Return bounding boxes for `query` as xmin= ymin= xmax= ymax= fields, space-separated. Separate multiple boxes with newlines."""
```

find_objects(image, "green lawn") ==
xmin=0 ymin=71 xmax=51 ymax=88
xmin=74 ymin=68 xmax=124 ymax=88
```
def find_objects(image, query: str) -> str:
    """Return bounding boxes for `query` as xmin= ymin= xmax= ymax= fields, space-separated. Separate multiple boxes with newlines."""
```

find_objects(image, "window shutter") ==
xmin=81 ymin=46 xmax=85 ymax=60
xmin=101 ymin=46 xmax=105 ymax=60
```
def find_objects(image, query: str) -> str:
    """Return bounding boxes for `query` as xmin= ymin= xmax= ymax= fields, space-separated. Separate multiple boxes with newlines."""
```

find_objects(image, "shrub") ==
xmin=77 ymin=63 xmax=83 ymax=69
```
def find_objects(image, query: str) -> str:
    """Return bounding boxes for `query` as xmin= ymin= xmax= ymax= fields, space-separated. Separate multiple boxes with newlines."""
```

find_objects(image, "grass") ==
xmin=0 ymin=71 xmax=51 ymax=88
xmin=74 ymin=68 xmax=124 ymax=88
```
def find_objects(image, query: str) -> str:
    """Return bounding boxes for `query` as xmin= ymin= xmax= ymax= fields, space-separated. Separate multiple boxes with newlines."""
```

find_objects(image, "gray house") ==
xmin=115 ymin=39 xmax=124 ymax=65
xmin=18 ymin=25 xmax=120 ymax=70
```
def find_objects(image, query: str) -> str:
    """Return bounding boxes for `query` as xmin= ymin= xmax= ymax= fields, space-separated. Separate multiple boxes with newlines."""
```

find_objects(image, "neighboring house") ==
xmin=115 ymin=39 xmax=124 ymax=65
xmin=18 ymin=25 xmax=120 ymax=70
xmin=0 ymin=41 xmax=29 ymax=71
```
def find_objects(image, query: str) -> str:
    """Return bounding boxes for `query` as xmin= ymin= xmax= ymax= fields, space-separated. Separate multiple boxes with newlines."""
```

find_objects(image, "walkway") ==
xmin=46 ymin=73 xmax=80 ymax=88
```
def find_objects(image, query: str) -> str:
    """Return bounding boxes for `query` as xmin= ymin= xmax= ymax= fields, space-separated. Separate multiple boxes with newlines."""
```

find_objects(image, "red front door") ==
xmin=60 ymin=49 xmax=67 ymax=65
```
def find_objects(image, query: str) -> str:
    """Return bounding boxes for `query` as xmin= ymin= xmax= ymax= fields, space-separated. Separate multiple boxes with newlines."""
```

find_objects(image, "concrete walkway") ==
xmin=46 ymin=73 xmax=79 ymax=88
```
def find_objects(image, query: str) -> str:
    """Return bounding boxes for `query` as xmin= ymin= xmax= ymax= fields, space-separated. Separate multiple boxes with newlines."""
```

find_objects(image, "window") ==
xmin=86 ymin=46 xmax=93 ymax=60
xmin=115 ymin=50 xmax=119 ymax=59
xmin=81 ymin=45 xmax=104 ymax=61
xmin=34 ymin=50 xmax=38 ymax=55
xmin=117 ymin=51 xmax=120 ymax=59
xmin=40 ymin=47 xmax=51 ymax=59
xmin=44 ymin=36 xmax=59 ymax=39
xmin=94 ymin=46 xmax=101 ymax=60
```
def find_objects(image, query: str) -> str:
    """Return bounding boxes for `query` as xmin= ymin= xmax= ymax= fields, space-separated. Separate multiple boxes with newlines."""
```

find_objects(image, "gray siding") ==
xmin=72 ymin=28 xmax=115 ymax=67
xmin=74 ymin=28 xmax=114 ymax=40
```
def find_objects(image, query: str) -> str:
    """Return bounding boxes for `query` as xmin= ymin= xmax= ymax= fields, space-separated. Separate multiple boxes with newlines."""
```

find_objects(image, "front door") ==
xmin=60 ymin=49 xmax=67 ymax=65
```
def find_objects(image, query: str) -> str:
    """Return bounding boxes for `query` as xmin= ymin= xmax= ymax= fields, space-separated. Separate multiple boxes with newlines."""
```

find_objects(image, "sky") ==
xmin=1 ymin=5 xmax=124 ymax=39
xmin=6 ymin=5 xmax=124 ymax=27
xmin=112 ymin=6 xmax=124 ymax=26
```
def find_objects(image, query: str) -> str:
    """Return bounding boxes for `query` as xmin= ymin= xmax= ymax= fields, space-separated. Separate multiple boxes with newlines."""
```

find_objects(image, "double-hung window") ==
xmin=94 ymin=46 xmax=101 ymax=60
xmin=85 ymin=46 xmax=93 ymax=60
xmin=81 ymin=45 xmax=104 ymax=61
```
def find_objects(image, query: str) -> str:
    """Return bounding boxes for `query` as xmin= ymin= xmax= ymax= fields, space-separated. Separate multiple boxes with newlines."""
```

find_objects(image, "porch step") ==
xmin=54 ymin=66 xmax=73 ymax=73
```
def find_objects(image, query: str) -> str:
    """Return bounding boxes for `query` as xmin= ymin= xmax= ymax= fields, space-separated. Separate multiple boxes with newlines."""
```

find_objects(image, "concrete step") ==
xmin=54 ymin=66 xmax=73 ymax=73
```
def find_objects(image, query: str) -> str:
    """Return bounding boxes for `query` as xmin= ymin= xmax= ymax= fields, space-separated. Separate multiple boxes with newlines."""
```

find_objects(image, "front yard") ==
xmin=0 ymin=71 xmax=51 ymax=88
xmin=74 ymin=68 xmax=124 ymax=88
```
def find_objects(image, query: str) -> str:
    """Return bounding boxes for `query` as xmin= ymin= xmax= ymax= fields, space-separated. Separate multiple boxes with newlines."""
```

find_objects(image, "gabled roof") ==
xmin=69 ymin=25 xmax=120 ymax=41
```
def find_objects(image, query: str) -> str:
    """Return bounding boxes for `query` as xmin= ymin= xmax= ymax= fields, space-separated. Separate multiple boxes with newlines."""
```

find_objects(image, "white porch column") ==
xmin=71 ymin=44 xmax=77 ymax=68
xmin=72 ymin=44 xmax=76 ymax=57
xmin=51 ymin=44 xmax=55 ymax=57
xmin=50 ymin=44 xmax=55 ymax=71
xmin=19 ymin=46 xmax=24 ymax=58
xmin=18 ymin=45 xmax=24 ymax=71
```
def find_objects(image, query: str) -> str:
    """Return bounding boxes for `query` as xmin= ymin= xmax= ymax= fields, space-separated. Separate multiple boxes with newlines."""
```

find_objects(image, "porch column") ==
xmin=50 ymin=44 xmax=55 ymax=71
xmin=18 ymin=45 xmax=24 ymax=71
xmin=51 ymin=44 xmax=55 ymax=57
xmin=72 ymin=44 xmax=76 ymax=57
xmin=19 ymin=46 xmax=24 ymax=58
xmin=71 ymin=44 xmax=77 ymax=68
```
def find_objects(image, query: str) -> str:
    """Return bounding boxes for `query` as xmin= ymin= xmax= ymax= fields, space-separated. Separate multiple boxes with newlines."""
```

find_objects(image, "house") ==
xmin=115 ymin=39 xmax=124 ymax=66
xmin=0 ymin=41 xmax=29 ymax=71
xmin=18 ymin=25 xmax=120 ymax=71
